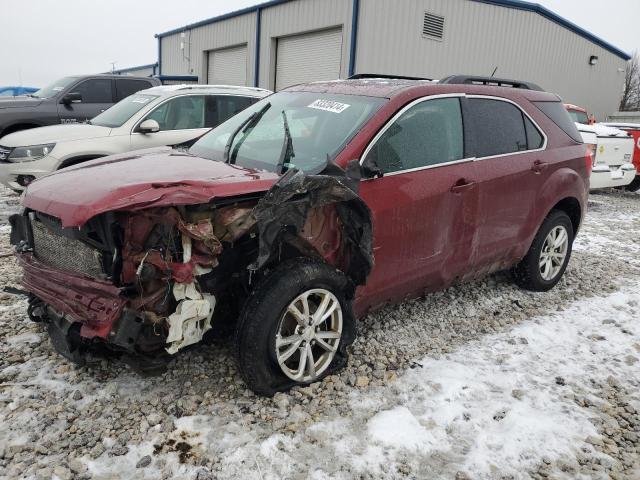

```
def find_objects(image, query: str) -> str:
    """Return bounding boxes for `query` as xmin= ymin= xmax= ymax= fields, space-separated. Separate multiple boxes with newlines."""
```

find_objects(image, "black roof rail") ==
xmin=348 ymin=73 xmax=433 ymax=81
xmin=439 ymin=75 xmax=544 ymax=91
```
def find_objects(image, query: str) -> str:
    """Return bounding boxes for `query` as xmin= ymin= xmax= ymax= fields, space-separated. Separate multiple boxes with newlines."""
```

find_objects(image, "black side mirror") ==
xmin=61 ymin=92 xmax=82 ymax=105
xmin=360 ymin=153 xmax=383 ymax=179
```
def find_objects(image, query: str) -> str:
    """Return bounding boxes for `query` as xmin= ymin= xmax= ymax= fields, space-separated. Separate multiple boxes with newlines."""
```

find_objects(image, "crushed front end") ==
xmin=9 ymin=201 xmax=260 ymax=371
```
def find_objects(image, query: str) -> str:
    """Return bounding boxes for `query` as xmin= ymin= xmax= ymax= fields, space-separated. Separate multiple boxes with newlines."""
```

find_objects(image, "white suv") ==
xmin=0 ymin=85 xmax=272 ymax=190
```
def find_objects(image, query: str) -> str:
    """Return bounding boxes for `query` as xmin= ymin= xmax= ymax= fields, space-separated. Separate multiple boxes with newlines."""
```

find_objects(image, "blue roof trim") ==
xmin=155 ymin=0 xmax=631 ymax=62
xmin=472 ymin=0 xmax=630 ymax=60
xmin=113 ymin=63 xmax=159 ymax=74
xmin=155 ymin=0 xmax=291 ymax=38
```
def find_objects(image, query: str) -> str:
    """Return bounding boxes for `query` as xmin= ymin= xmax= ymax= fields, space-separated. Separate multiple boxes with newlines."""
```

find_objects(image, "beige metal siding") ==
xmin=208 ymin=45 xmax=248 ymax=85
xmin=275 ymin=28 xmax=343 ymax=90
xmin=354 ymin=0 xmax=627 ymax=119
xmin=259 ymin=0 xmax=353 ymax=90
xmin=161 ymin=12 xmax=256 ymax=85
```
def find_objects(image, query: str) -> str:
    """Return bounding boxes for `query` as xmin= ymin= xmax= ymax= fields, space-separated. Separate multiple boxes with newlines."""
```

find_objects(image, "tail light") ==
xmin=585 ymin=143 xmax=596 ymax=176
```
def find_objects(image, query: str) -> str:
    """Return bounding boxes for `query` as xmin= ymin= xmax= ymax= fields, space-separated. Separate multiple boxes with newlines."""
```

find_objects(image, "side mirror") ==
xmin=136 ymin=119 xmax=160 ymax=134
xmin=61 ymin=92 xmax=82 ymax=105
xmin=360 ymin=153 xmax=383 ymax=179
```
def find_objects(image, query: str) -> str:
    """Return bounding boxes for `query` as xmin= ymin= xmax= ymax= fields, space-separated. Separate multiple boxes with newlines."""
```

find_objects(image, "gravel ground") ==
xmin=0 ymin=185 xmax=639 ymax=479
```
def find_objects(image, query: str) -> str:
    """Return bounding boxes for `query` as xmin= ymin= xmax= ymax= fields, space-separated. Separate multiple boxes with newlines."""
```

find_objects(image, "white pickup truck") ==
xmin=576 ymin=123 xmax=635 ymax=190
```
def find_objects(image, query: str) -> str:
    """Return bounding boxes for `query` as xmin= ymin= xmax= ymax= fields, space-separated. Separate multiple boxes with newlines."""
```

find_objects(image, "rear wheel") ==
xmin=625 ymin=175 xmax=640 ymax=192
xmin=235 ymin=258 xmax=356 ymax=396
xmin=512 ymin=210 xmax=573 ymax=292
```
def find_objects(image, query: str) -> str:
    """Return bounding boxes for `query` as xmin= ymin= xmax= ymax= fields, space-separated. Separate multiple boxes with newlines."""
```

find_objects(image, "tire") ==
xmin=625 ymin=175 xmax=640 ymax=192
xmin=512 ymin=210 xmax=574 ymax=292
xmin=235 ymin=257 xmax=356 ymax=396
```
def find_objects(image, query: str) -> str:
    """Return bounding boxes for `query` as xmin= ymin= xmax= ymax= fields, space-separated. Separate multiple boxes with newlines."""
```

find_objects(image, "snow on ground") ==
xmin=1 ymin=186 xmax=639 ymax=479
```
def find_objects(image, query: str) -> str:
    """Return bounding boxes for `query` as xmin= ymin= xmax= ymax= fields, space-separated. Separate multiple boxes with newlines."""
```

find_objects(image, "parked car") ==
xmin=602 ymin=122 xmax=640 ymax=191
xmin=565 ymin=103 xmax=595 ymax=125
xmin=0 ymin=74 xmax=160 ymax=138
xmin=0 ymin=85 xmax=272 ymax=190
xmin=10 ymin=76 xmax=590 ymax=395
xmin=575 ymin=123 xmax=635 ymax=190
xmin=0 ymin=86 xmax=39 ymax=97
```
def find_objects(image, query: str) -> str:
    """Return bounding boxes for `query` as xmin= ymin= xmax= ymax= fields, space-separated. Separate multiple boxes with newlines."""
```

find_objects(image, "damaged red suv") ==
xmin=10 ymin=75 xmax=589 ymax=395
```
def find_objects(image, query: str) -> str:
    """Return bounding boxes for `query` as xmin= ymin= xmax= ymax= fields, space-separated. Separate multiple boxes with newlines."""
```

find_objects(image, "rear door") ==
xmin=356 ymin=95 xmax=478 ymax=311
xmin=466 ymin=96 xmax=547 ymax=274
xmin=57 ymin=78 xmax=114 ymax=123
xmin=115 ymin=78 xmax=155 ymax=102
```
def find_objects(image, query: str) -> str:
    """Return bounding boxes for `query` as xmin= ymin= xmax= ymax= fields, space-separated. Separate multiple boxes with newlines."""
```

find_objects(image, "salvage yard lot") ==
xmin=1 ymin=185 xmax=639 ymax=480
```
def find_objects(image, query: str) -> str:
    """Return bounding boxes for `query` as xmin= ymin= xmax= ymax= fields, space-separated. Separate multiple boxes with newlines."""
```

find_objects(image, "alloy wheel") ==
xmin=275 ymin=289 xmax=343 ymax=382
xmin=539 ymin=225 xmax=569 ymax=281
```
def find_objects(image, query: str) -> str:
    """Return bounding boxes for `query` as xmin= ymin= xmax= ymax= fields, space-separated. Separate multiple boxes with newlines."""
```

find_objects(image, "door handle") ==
xmin=531 ymin=160 xmax=549 ymax=173
xmin=450 ymin=179 xmax=476 ymax=194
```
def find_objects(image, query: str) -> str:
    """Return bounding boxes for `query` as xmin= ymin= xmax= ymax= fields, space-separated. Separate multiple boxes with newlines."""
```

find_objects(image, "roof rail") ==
xmin=439 ymin=75 xmax=544 ymax=91
xmin=348 ymin=73 xmax=433 ymax=81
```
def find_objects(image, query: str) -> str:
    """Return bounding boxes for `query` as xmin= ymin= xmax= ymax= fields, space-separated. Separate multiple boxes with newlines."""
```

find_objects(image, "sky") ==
xmin=0 ymin=0 xmax=638 ymax=87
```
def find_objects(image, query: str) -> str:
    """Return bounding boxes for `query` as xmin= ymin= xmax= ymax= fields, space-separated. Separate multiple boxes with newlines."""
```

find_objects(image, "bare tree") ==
xmin=620 ymin=52 xmax=640 ymax=111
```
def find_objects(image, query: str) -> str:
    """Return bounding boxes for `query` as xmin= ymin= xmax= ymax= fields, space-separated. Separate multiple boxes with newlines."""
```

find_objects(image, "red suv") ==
xmin=9 ymin=75 xmax=590 ymax=395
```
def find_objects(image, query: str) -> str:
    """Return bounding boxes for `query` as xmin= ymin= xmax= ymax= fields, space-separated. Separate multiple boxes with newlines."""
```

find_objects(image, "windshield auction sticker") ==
xmin=307 ymin=99 xmax=351 ymax=114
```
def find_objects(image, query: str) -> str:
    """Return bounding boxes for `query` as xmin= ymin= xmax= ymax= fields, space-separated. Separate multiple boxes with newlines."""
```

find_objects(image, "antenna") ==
xmin=490 ymin=66 xmax=498 ymax=78
xmin=110 ymin=62 xmax=116 ymax=73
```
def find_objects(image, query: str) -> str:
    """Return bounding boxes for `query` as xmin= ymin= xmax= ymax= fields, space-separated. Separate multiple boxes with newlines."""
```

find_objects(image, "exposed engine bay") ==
xmin=9 ymin=170 xmax=373 ymax=373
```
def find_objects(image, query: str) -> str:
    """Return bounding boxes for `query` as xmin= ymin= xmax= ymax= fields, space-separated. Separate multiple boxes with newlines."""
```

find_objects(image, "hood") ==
xmin=1 ymin=123 xmax=112 ymax=146
xmin=22 ymin=147 xmax=280 ymax=227
xmin=576 ymin=123 xmax=629 ymax=138
xmin=0 ymin=96 xmax=43 ymax=109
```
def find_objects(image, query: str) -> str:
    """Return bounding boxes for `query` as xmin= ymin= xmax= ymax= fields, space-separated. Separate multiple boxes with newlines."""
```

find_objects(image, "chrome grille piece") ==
xmin=32 ymin=220 xmax=104 ymax=278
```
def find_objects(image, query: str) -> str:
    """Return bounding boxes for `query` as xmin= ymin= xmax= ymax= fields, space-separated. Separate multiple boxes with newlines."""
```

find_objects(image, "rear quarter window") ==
xmin=534 ymin=101 xmax=583 ymax=143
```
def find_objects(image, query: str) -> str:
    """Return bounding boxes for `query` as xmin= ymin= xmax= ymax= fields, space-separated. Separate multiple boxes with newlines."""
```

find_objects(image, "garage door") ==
xmin=275 ymin=28 xmax=343 ymax=91
xmin=207 ymin=45 xmax=247 ymax=86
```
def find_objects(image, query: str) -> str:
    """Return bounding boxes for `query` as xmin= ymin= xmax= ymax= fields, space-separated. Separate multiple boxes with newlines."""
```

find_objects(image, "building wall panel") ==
xmin=355 ymin=0 xmax=627 ymax=118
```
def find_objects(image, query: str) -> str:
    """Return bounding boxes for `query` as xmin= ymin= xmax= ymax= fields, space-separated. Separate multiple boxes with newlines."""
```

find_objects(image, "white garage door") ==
xmin=275 ymin=28 xmax=343 ymax=91
xmin=207 ymin=45 xmax=247 ymax=86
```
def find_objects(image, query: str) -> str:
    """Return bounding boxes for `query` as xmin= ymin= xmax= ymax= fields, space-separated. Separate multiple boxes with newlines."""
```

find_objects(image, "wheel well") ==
xmin=2 ymin=123 xmax=40 ymax=136
xmin=551 ymin=197 xmax=581 ymax=234
xmin=58 ymin=155 xmax=104 ymax=170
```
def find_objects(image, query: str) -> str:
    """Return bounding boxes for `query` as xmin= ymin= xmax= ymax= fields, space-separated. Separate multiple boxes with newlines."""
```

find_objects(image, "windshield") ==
xmin=31 ymin=76 xmax=78 ymax=99
xmin=91 ymin=93 xmax=159 ymax=127
xmin=189 ymin=92 xmax=386 ymax=174
xmin=567 ymin=109 xmax=590 ymax=125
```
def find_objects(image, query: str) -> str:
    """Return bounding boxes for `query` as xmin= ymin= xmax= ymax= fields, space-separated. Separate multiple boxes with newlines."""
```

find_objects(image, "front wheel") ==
xmin=625 ymin=175 xmax=640 ymax=192
xmin=512 ymin=210 xmax=574 ymax=292
xmin=235 ymin=258 xmax=356 ymax=396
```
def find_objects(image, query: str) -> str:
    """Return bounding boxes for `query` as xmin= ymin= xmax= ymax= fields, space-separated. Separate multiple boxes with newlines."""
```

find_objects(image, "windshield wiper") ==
xmin=224 ymin=102 xmax=271 ymax=164
xmin=276 ymin=110 xmax=295 ymax=174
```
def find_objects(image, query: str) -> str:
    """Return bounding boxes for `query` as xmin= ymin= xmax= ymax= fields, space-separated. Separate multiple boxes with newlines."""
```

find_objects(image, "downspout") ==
xmin=156 ymin=35 xmax=163 ymax=76
xmin=254 ymin=7 xmax=262 ymax=87
xmin=348 ymin=0 xmax=360 ymax=77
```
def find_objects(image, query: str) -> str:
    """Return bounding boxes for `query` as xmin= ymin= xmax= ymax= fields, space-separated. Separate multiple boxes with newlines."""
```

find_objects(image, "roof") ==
xmin=284 ymin=78 xmax=558 ymax=101
xmin=142 ymin=84 xmax=272 ymax=97
xmin=155 ymin=0 xmax=631 ymax=61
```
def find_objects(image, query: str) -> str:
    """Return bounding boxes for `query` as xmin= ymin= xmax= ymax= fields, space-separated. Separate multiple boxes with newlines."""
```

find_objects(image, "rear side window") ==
xmin=70 ymin=79 xmax=113 ymax=103
xmin=115 ymin=79 xmax=153 ymax=101
xmin=204 ymin=95 xmax=256 ymax=128
xmin=525 ymin=116 xmax=544 ymax=149
xmin=467 ymin=98 xmax=531 ymax=157
xmin=534 ymin=101 xmax=582 ymax=143
xmin=366 ymin=97 xmax=464 ymax=174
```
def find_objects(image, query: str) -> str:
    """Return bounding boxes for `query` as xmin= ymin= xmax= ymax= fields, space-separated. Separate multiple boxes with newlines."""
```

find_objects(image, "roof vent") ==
xmin=423 ymin=12 xmax=445 ymax=40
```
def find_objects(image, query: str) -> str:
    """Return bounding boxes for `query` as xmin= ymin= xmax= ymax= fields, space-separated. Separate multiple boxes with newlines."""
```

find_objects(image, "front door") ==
xmin=57 ymin=78 xmax=114 ymax=124
xmin=356 ymin=96 xmax=478 ymax=314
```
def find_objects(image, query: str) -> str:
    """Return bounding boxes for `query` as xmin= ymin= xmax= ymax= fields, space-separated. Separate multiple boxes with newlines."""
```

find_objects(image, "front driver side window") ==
xmin=365 ymin=97 xmax=464 ymax=174
xmin=144 ymin=95 xmax=205 ymax=131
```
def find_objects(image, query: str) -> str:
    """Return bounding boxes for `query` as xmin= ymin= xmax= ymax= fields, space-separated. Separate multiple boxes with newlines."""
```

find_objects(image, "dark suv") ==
xmin=9 ymin=76 xmax=590 ymax=395
xmin=0 ymin=75 xmax=160 ymax=137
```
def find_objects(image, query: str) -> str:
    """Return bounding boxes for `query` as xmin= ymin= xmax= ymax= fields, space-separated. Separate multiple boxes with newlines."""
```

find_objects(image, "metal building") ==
xmin=155 ymin=0 xmax=630 ymax=119
xmin=112 ymin=63 xmax=159 ymax=77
